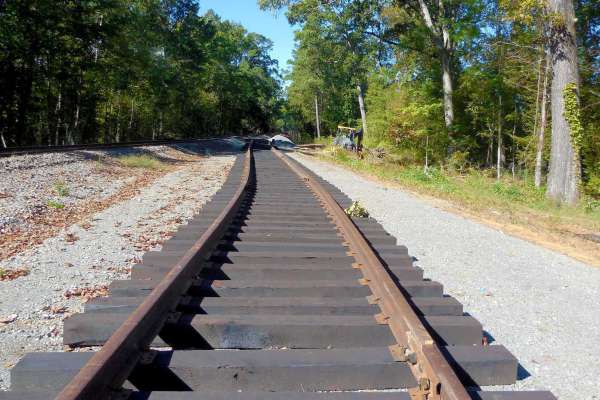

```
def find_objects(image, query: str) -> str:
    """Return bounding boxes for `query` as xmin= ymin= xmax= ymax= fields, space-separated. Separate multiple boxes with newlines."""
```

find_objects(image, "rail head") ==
xmin=55 ymin=144 xmax=254 ymax=400
xmin=273 ymin=148 xmax=471 ymax=400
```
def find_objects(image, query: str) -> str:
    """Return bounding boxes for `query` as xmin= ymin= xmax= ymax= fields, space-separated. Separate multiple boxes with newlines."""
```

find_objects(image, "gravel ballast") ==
xmin=0 ymin=146 xmax=236 ymax=390
xmin=292 ymin=153 xmax=600 ymax=400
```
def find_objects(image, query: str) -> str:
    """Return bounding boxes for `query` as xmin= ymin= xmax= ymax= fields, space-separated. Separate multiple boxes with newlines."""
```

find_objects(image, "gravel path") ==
xmin=0 ymin=150 xmax=235 ymax=390
xmin=292 ymin=154 xmax=600 ymax=400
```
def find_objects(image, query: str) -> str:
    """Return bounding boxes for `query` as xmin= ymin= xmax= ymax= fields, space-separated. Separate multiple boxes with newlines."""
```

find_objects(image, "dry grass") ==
xmin=117 ymin=154 xmax=165 ymax=170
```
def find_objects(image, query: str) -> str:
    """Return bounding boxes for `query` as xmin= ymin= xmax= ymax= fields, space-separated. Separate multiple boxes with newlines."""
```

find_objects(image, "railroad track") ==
xmin=0 ymin=138 xmax=238 ymax=157
xmin=0 ymin=143 xmax=556 ymax=400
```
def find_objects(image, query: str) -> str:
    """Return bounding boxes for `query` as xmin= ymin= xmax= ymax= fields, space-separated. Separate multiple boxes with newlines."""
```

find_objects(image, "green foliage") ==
xmin=563 ymin=83 xmax=583 ymax=153
xmin=263 ymin=0 xmax=385 ymax=137
xmin=53 ymin=181 xmax=70 ymax=197
xmin=0 ymin=1 xmax=283 ymax=147
xmin=584 ymin=198 xmax=600 ymax=213
xmin=345 ymin=201 xmax=369 ymax=218
xmin=364 ymin=69 xmax=445 ymax=156
xmin=446 ymin=151 xmax=470 ymax=174
xmin=47 ymin=200 xmax=65 ymax=209
xmin=118 ymin=155 xmax=164 ymax=170
xmin=492 ymin=181 xmax=524 ymax=202
xmin=319 ymin=149 xmax=600 ymax=232
xmin=585 ymin=175 xmax=600 ymax=198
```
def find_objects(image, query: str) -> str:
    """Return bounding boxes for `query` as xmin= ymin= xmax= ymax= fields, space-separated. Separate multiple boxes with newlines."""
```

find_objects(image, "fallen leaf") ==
xmin=0 ymin=267 xmax=30 ymax=281
xmin=50 ymin=306 xmax=68 ymax=314
xmin=0 ymin=192 xmax=9 ymax=199
xmin=63 ymin=285 xmax=108 ymax=301
xmin=65 ymin=233 xmax=79 ymax=244
xmin=0 ymin=314 xmax=18 ymax=324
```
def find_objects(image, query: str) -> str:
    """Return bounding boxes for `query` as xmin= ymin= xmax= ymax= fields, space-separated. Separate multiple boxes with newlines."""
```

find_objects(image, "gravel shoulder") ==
xmin=0 ymin=144 xmax=236 ymax=390
xmin=292 ymin=153 xmax=600 ymax=400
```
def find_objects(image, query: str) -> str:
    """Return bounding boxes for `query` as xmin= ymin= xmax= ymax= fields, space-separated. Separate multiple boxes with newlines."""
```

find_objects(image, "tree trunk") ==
xmin=357 ymin=83 xmax=368 ymax=149
xmin=115 ymin=94 xmax=121 ymax=143
xmin=512 ymin=103 xmax=517 ymax=179
xmin=0 ymin=132 xmax=7 ymax=148
xmin=72 ymin=103 xmax=79 ymax=146
xmin=416 ymin=0 xmax=454 ymax=132
xmin=424 ymin=135 xmax=429 ymax=171
xmin=486 ymin=133 xmax=493 ymax=167
xmin=535 ymin=53 xmax=550 ymax=188
xmin=546 ymin=0 xmax=581 ymax=204
xmin=532 ymin=56 xmax=543 ymax=143
xmin=440 ymin=47 xmax=454 ymax=129
xmin=128 ymin=98 xmax=135 ymax=134
xmin=158 ymin=111 xmax=163 ymax=137
xmin=497 ymin=94 xmax=503 ymax=180
xmin=72 ymin=76 xmax=82 ymax=145
xmin=54 ymin=89 xmax=62 ymax=146
xmin=314 ymin=96 xmax=321 ymax=139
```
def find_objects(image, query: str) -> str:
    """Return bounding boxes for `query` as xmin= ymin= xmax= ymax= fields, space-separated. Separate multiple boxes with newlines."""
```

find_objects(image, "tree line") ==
xmin=0 ymin=0 xmax=282 ymax=148
xmin=261 ymin=0 xmax=599 ymax=205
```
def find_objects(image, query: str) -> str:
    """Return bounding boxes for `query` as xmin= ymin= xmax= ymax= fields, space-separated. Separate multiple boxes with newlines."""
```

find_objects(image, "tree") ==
xmin=0 ymin=0 xmax=283 ymax=146
xmin=387 ymin=0 xmax=482 ymax=134
xmin=259 ymin=0 xmax=384 ymax=139
xmin=545 ymin=0 xmax=582 ymax=204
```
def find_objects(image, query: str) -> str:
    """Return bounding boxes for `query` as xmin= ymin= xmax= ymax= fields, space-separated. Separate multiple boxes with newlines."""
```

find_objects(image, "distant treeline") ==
xmin=0 ymin=0 xmax=283 ymax=147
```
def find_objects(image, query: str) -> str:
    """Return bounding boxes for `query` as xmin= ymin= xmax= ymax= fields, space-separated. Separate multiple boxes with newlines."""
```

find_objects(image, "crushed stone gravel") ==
xmin=0 ymin=149 xmax=235 ymax=390
xmin=291 ymin=153 xmax=600 ymax=400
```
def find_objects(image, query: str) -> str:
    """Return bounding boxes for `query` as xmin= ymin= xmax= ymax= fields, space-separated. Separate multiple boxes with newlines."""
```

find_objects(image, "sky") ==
xmin=199 ymin=0 xmax=296 ymax=70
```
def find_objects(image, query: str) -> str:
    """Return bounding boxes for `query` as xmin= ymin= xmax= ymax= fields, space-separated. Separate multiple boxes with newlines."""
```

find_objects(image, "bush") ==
xmin=585 ymin=175 xmax=600 ymax=198
xmin=446 ymin=151 xmax=470 ymax=173
xmin=585 ymin=198 xmax=600 ymax=213
xmin=345 ymin=201 xmax=369 ymax=217
xmin=385 ymin=149 xmax=418 ymax=166
xmin=492 ymin=182 xmax=524 ymax=202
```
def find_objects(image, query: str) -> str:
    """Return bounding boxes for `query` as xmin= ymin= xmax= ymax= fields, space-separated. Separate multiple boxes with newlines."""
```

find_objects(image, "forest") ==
xmin=260 ymin=0 xmax=599 ymax=206
xmin=0 ymin=0 xmax=282 ymax=147
xmin=1 ymin=0 xmax=599 ymax=207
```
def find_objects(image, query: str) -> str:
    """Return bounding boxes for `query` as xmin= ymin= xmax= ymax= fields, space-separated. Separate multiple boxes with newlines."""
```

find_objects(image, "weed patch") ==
xmin=118 ymin=154 xmax=165 ymax=170
xmin=47 ymin=200 xmax=65 ymax=209
xmin=53 ymin=180 xmax=70 ymax=197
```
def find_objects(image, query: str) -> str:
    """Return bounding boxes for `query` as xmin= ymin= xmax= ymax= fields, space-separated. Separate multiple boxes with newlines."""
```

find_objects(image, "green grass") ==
xmin=117 ymin=154 xmax=165 ymax=170
xmin=320 ymin=147 xmax=600 ymax=232
xmin=53 ymin=180 xmax=70 ymax=197
xmin=313 ymin=136 xmax=333 ymax=146
xmin=47 ymin=200 xmax=65 ymax=209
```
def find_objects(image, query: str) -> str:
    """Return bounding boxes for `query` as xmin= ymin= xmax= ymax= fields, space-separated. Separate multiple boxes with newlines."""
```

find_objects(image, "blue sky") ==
xmin=199 ymin=0 xmax=296 ymax=70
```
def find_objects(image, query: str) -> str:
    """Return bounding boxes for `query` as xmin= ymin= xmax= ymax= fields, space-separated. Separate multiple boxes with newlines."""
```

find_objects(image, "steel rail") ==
xmin=0 ymin=138 xmax=222 ymax=157
xmin=55 ymin=143 xmax=254 ymax=400
xmin=274 ymin=148 xmax=471 ymax=400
